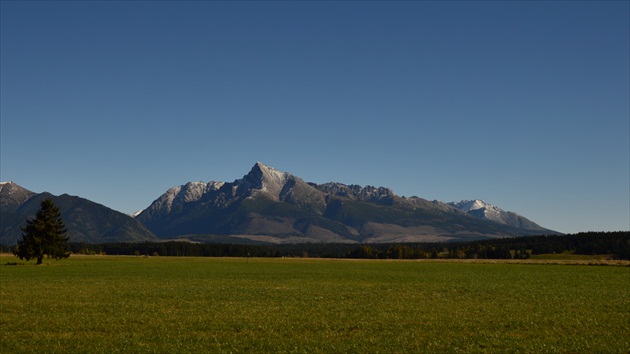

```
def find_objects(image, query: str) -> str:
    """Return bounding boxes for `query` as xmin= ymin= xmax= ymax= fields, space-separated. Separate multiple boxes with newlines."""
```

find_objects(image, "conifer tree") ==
xmin=14 ymin=199 xmax=69 ymax=264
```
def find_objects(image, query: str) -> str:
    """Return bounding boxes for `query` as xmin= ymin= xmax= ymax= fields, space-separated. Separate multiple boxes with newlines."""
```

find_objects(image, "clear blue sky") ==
xmin=1 ymin=1 xmax=628 ymax=234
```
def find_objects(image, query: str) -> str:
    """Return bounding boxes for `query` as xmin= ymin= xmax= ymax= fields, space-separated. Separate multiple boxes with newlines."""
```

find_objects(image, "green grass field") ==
xmin=1 ymin=255 xmax=628 ymax=353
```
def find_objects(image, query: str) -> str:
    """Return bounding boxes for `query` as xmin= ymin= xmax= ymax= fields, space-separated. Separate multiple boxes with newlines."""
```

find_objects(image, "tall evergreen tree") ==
xmin=14 ymin=199 xmax=69 ymax=264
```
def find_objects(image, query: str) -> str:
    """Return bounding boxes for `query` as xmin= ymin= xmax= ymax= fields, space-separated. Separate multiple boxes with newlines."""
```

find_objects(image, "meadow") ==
xmin=0 ymin=255 xmax=628 ymax=353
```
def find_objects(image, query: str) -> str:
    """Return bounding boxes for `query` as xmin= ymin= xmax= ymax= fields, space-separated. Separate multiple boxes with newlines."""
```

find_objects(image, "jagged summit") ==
xmin=239 ymin=162 xmax=292 ymax=199
xmin=315 ymin=182 xmax=395 ymax=203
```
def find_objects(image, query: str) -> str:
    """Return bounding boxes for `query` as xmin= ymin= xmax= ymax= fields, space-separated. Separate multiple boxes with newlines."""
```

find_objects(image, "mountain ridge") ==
xmin=1 ymin=163 xmax=559 ymax=244
xmin=135 ymin=163 xmax=558 ymax=243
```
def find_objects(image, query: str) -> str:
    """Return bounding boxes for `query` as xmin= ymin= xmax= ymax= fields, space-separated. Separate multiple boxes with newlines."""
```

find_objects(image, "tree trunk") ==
xmin=36 ymin=255 xmax=43 ymax=265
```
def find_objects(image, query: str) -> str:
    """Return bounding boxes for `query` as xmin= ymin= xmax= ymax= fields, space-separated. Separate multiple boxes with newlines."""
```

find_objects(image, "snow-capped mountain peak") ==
xmin=141 ymin=181 xmax=225 ymax=215
xmin=450 ymin=199 xmax=503 ymax=213
xmin=238 ymin=162 xmax=293 ymax=199
xmin=0 ymin=181 xmax=15 ymax=191
xmin=447 ymin=199 xmax=547 ymax=231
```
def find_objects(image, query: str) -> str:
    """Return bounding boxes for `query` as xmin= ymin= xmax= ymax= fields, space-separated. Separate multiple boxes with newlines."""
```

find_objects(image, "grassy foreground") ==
xmin=0 ymin=255 xmax=628 ymax=353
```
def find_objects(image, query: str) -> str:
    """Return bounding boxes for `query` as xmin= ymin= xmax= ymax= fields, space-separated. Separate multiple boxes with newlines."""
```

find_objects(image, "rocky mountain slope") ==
xmin=0 ymin=182 xmax=36 ymax=212
xmin=0 ymin=183 xmax=157 ymax=245
xmin=448 ymin=199 xmax=549 ymax=232
xmin=135 ymin=163 xmax=558 ymax=243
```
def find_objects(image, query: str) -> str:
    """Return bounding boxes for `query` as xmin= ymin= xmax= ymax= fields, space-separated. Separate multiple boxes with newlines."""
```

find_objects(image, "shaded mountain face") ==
xmin=0 ymin=184 xmax=157 ymax=245
xmin=136 ymin=163 xmax=558 ymax=243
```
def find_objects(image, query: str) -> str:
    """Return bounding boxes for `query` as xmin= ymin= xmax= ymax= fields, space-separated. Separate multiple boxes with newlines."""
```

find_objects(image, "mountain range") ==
xmin=0 ymin=163 xmax=558 ymax=245
xmin=134 ymin=162 xmax=557 ymax=243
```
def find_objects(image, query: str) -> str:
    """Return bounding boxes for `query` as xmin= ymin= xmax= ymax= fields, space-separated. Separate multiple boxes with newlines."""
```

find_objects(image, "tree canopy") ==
xmin=14 ymin=199 xmax=69 ymax=264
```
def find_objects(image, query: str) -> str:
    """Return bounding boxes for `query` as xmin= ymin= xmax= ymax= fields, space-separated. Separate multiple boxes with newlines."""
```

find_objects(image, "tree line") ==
xmin=3 ymin=231 xmax=625 ymax=260
xmin=344 ymin=231 xmax=629 ymax=260
xmin=7 ymin=199 xmax=625 ymax=263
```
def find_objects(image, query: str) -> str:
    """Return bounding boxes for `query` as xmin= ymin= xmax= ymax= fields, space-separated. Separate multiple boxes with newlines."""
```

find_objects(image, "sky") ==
xmin=1 ymin=1 xmax=628 ymax=234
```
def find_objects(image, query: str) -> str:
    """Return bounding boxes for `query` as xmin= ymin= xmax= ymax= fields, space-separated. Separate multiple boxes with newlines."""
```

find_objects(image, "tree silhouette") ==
xmin=14 ymin=199 xmax=69 ymax=264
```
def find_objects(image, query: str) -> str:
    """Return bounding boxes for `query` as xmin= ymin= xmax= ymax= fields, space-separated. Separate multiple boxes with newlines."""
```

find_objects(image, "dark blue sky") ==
xmin=1 ymin=1 xmax=628 ymax=233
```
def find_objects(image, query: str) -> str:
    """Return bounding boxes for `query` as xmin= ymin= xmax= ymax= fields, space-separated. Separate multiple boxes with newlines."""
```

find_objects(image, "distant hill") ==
xmin=0 ymin=182 xmax=157 ymax=245
xmin=135 ymin=162 xmax=559 ymax=243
